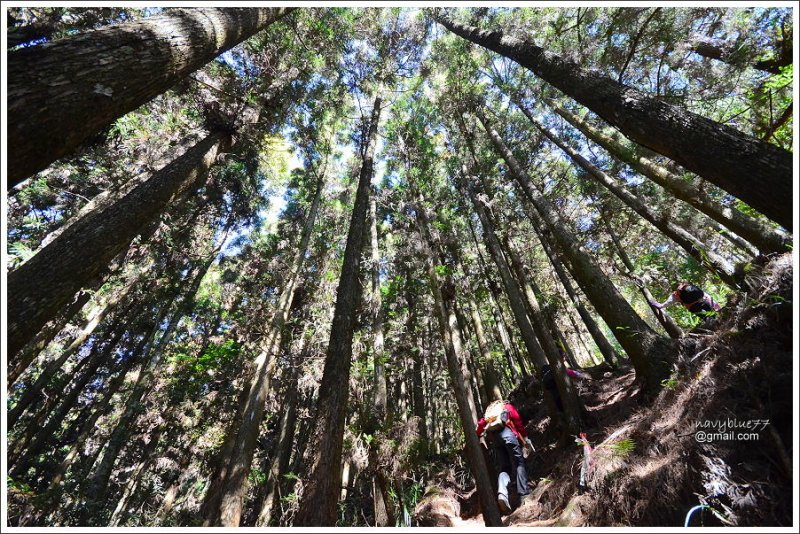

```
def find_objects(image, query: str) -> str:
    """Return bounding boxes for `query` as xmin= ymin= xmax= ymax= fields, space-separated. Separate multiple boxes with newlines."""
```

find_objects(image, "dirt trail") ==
xmin=415 ymin=253 xmax=793 ymax=528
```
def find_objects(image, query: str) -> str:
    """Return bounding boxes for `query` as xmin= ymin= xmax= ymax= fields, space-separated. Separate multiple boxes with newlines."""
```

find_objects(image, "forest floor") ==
xmin=415 ymin=252 xmax=793 ymax=528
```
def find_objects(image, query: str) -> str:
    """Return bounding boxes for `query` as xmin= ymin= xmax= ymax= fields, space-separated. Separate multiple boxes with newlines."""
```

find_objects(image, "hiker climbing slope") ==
xmin=649 ymin=282 xmax=721 ymax=320
xmin=476 ymin=400 xmax=535 ymax=514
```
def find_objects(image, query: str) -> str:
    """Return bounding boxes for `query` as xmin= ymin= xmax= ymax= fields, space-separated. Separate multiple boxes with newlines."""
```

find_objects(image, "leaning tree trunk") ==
xmin=465 ymin=216 xmax=529 ymax=378
xmin=542 ymin=97 xmax=790 ymax=254
xmin=501 ymin=104 xmax=740 ymax=288
xmin=8 ymin=293 xmax=138 ymax=429
xmin=433 ymin=13 xmax=793 ymax=230
xmin=214 ymin=174 xmax=324 ymax=527
xmin=83 ymin=256 xmax=213 ymax=522
xmin=413 ymin=191 xmax=503 ymax=528
xmin=8 ymin=315 xmax=131 ymax=479
xmin=7 ymin=7 xmax=294 ymax=184
xmin=474 ymin=110 xmax=673 ymax=391
xmin=6 ymin=130 xmax=231 ymax=361
xmin=294 ymin=93 xmax=381 ymax=527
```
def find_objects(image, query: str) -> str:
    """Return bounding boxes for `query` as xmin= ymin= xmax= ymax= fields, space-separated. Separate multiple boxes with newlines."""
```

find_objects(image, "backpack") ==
xmin=483 ymin=400 xmax=509 ymax=432
xmin=679 ymin=285 xmax=705 ymax=305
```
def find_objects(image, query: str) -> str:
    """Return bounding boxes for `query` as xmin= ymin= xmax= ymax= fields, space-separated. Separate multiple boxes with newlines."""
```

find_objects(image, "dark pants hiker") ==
xmin=490 ymin=426 xmax=529 ymax=499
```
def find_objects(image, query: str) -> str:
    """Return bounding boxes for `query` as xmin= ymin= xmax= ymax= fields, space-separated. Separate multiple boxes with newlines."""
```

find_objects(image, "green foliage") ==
xmin=248 ymin=468 xmax=268 ymax=486
xmin=607 ymin=438 xmax=636 ymax=458
xmin=168 ymin=340 xmax=241 ymax=397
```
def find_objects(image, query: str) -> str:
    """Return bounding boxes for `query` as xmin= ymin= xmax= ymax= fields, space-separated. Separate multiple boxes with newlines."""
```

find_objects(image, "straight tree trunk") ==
xmin=465 ymin=296 xmax=504 ymax=402
xmin=542 ymin=97 xmax=789 ymax=254
xmin=368 ymin=190 xmax=394 ymax=527
xmin=433 ymin=13 xmax=793 ymax=230
xmin=7 ymin=131 xmax=231 ymax=360
xmin=294 ymin=93 xmax=382 ymax=527
xmin=474 ymin=110 xmax=673 ymax=390
xmin=413 ymin=191 xmax=503 ymax=528
xmin=215 ymin=174 xmax=324 ymax=527
xmin=503 ymin=104 xmax=740 ymax=288
xmin=405 ymin=267 xmax=429 ymax=443
xmin=8 ymin=7 xmax=294 ymax=184
xmin=369 ymin=191 xmax=389 ymax=421
xmin=254 ymin=353 xmax=302 ymax=527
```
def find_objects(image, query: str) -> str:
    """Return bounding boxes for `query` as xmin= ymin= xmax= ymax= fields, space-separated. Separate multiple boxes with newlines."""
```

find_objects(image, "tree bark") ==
xmin=506 ymin=104 xmax=740 ymax=287
xmin=433 ymin=13 xmax=793 ymax=230
xmin=7 ymin=7 xmax=294 ymax=184
xmin=294 ymin=94 xmax=381 ymax=527
xmin=542 ymin=97 xmax=790 ymax=254
xmin=474 ymin=110 xmax=673 ymax=390
xmin=6 ymin=130 xmax=231 ymax=360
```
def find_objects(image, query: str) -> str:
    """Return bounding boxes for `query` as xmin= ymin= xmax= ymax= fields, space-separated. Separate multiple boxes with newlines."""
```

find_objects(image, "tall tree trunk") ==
xmin=433 ymin=13 xmax=793 ymax=230
xmin=474 ymin=110 xmax=673 ymax=390
xmin=214 ymin=175 xmax=324 ymax=527
xmin=7 ymin=130 xmax=231 ymax=359
xmin=465 ymin=296 xmax=504 ymax=402
xmin=8 ymin=7 xmax=294 ymax=184
xmin=465 ymin=217 xmax=528 ymax=378
xmin=44 ymin=340 xmax=144 ymax=494
xmin=9 ymin=313 xmax=131 ymax=478
xmin=369 ymin=191 xmax=389 ymax=420
xmin=599 ymin=207 xmax=686 ymax=339
xmin=413 ymin=191 xmax=503 ymax=528
xmin=405 ymin=266 xmax=429 ymax=444
xmin=504 ymin=104 xmax=740 ymax=288
xmin=367 ymin=189 xmax=394 ymax=527
xmin=455 ymin=303 xmax=488 ymax=412
xmin=541 ymin=97 xmax=789 ymax=254
xmin=294 ymin=93 xmax=381 ymax=527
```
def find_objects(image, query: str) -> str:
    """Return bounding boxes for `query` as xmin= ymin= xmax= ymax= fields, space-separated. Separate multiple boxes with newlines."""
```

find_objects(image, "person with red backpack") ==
xmin=476 ymin=400 xmax=534 ymax=514
xmin=649 ymin=281 xmax=721 ymax=319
